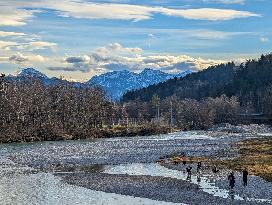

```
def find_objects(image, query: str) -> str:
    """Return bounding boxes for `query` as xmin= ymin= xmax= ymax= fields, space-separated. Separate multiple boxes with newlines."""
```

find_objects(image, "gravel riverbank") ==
xmin=1 ymin=124 xmax=271 ymax=204
xmin=58 ymin=172 xmax=259 ymax=205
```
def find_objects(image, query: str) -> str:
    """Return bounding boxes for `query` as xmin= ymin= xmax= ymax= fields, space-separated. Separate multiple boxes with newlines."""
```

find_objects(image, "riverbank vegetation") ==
xmin=0 ymin=76 xmax=174 ymax=143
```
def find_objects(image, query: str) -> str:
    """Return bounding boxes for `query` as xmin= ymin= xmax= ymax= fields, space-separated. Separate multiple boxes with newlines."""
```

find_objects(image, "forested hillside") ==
xmin=226 ymin=54 xmax=272 ymax=114
xmin=123 ymin=54 xmax=272 ymax=115
xmin=123 ymin=62 xmax=236 ymax=102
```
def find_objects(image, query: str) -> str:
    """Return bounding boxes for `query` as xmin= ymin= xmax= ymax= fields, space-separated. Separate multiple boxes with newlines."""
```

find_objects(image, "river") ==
xmin=0 ymin=126 xmax=271 ymax=205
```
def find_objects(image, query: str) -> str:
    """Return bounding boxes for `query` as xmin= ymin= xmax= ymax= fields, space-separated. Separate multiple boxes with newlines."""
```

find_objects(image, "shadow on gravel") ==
xmin=57 ymin=171 xmax=265 ymax=205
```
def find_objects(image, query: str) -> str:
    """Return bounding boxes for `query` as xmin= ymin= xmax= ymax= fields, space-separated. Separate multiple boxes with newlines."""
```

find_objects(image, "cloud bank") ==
xmin=48 ymin=43 xmax=227 ymax=74
xmin=9 ymin=52 xmax=46 ymax=64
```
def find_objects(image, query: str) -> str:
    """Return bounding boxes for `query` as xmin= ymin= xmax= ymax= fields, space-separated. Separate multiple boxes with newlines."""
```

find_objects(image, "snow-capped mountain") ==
xmin=14 ymin=68 xmax=83 ymax=87
xmin=12 ymin=68 xmax=192 ymax=100
xmin=15 ymin=68 xmax=60 ymax=86
xmin=87 ymin=68 xmax=192 ymax=100
xmin=17 ymin=68 xmax=48 ymax=79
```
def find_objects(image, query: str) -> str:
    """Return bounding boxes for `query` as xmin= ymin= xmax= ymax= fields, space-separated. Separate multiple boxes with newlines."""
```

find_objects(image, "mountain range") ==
xmin=10 ymin=68 xmax=192 ymax=100
xmin=87 ymin=68 xmax=192 ymax=100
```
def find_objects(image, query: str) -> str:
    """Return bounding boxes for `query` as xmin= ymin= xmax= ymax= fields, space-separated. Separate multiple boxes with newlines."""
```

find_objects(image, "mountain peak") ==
xmin=142 ymin=68 xmax=153 ymax=72
xmin=141 ymin=68 xmax=162 ymax=74
xmin=17 ymin=68 xmax=48 ymax=79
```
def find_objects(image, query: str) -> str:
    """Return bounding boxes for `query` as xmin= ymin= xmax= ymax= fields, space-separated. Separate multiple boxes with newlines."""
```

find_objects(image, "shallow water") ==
xmin=103 ymin=131 xmax=214 ymax=142
xmin=103 ymin=163 xmax=272 ymax=204
xmin=0 ymin=161 xmax=182 ymax=205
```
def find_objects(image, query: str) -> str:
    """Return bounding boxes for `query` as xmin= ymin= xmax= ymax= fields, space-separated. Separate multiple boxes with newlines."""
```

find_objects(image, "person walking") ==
xmin=228 ymin=172 xmax=235 ymax=189
xmin=242 ymin=169 xmax=249 ymax=186
xmin=212 ymin=165 xmax=219 ymax=173
xmin=182 ymin=157 xmax=187 ymax=165
xmin=186 ymin=166 xmax=192 ymax=180
xmin=197 ymin=161 xmax=202 ymax=172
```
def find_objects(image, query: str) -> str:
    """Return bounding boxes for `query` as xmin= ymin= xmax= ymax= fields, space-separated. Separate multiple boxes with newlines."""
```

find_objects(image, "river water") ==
xmin=0 ymin=129 xmax=271 ymax=204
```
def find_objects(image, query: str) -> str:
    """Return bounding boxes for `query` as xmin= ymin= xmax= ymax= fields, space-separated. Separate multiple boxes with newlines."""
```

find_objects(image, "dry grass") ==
xmin=165 ymin=138 xmax=272 ymax=182
xmin=216 ymin=138 xmax=272 ymax=182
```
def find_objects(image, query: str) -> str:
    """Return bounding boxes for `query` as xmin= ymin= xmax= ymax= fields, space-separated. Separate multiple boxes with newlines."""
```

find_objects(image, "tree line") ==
xmin=122 ymin=95 xmax=240 ymax=130
xmin=0 ymin=75 xmax=174 ymax=143
xmin=0 ymin=76 xmax=116 ymax=142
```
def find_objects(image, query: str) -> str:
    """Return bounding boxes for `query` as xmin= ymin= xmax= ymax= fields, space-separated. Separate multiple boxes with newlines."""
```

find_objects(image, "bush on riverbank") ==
xmin=65 ymin=124 xmax=172 ymax=140
xmin=0 ymin=125 xmax=172 ymax=143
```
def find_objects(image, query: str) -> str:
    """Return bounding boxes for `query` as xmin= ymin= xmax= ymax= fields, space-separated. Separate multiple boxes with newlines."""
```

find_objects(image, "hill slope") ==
xmin=123 ymin=62 xmax=236 ymax=102
xmin=122 ymin=54 xmax=272 ymax=113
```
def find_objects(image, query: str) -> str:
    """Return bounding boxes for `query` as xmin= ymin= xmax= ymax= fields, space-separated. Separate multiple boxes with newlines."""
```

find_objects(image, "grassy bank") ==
xmin=216 ymin=137 xmax=272 ymax=182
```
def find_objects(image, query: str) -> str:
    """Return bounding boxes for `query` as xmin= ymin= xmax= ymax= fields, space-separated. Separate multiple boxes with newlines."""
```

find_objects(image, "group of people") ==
xmin=228 ymin=169 xmax=249 ymax=189
xmin=184 ymin=161 xmax=249 ymax=189
xmin=185 ymin=162 xmax=201 ymax=180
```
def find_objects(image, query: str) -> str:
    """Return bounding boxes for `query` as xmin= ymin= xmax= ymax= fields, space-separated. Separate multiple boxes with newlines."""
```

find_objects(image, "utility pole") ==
xmin=152 ymin=94 xmax=160 ymax=125
xmin=157 ymin=103 xmax=160 ymax=124
xmin=170 ymin=101 xmax=173 ymax=132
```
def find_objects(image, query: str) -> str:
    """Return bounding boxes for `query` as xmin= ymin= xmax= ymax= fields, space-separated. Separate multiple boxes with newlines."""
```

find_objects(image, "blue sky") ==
xmin=0 ymin=0 xmax=271 ymax=81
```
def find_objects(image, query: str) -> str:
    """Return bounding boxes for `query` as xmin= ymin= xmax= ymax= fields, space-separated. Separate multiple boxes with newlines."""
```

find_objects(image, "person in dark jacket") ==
xmin=242 ymin=169 xmax=249 ymax=186
xmin=197 ymin=161 xmax=202 ymax=172
xmin=212 ymin=165 xmax=219 ymax=173
xmin=228 ymin=172 xmax=235 ymax=189
xmin=186 ymin=166 xmax=192 ymax=179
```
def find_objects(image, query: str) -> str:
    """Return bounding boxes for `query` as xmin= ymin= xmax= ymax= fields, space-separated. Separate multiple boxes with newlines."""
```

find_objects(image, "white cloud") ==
xmin=0 ymin=41 xmax=18 ymax=50
xmin=176 ymin=29 xmax=251 ymax=40
xmin=48 ymin=1 xmax=260 ymax=21
xmin=27 ymin=41 xmax=57 ymax=51
xmin=159 ymin=8 xmax=259 ymax=21
xmin=48 ymin=43 xmax=227 ymax=74
xmin=0 ymin=5 xmax=39 ymax=26
xmin=9 ymin=52 xmax=46 ymax=64
xmin=0 ymin=31 xmax=26 ymax=37
xmin=0 ymin=56 xmax=9 ymax=63
xmin=0 ymin=0 xmax=260 ymax=26
xmin=260 ymin=37 xmax=269 ymax=43
xmin=0 ymin=40 xmax=57 ymax=52
xmin=95 ymin=43 xmax=142 ymax=56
